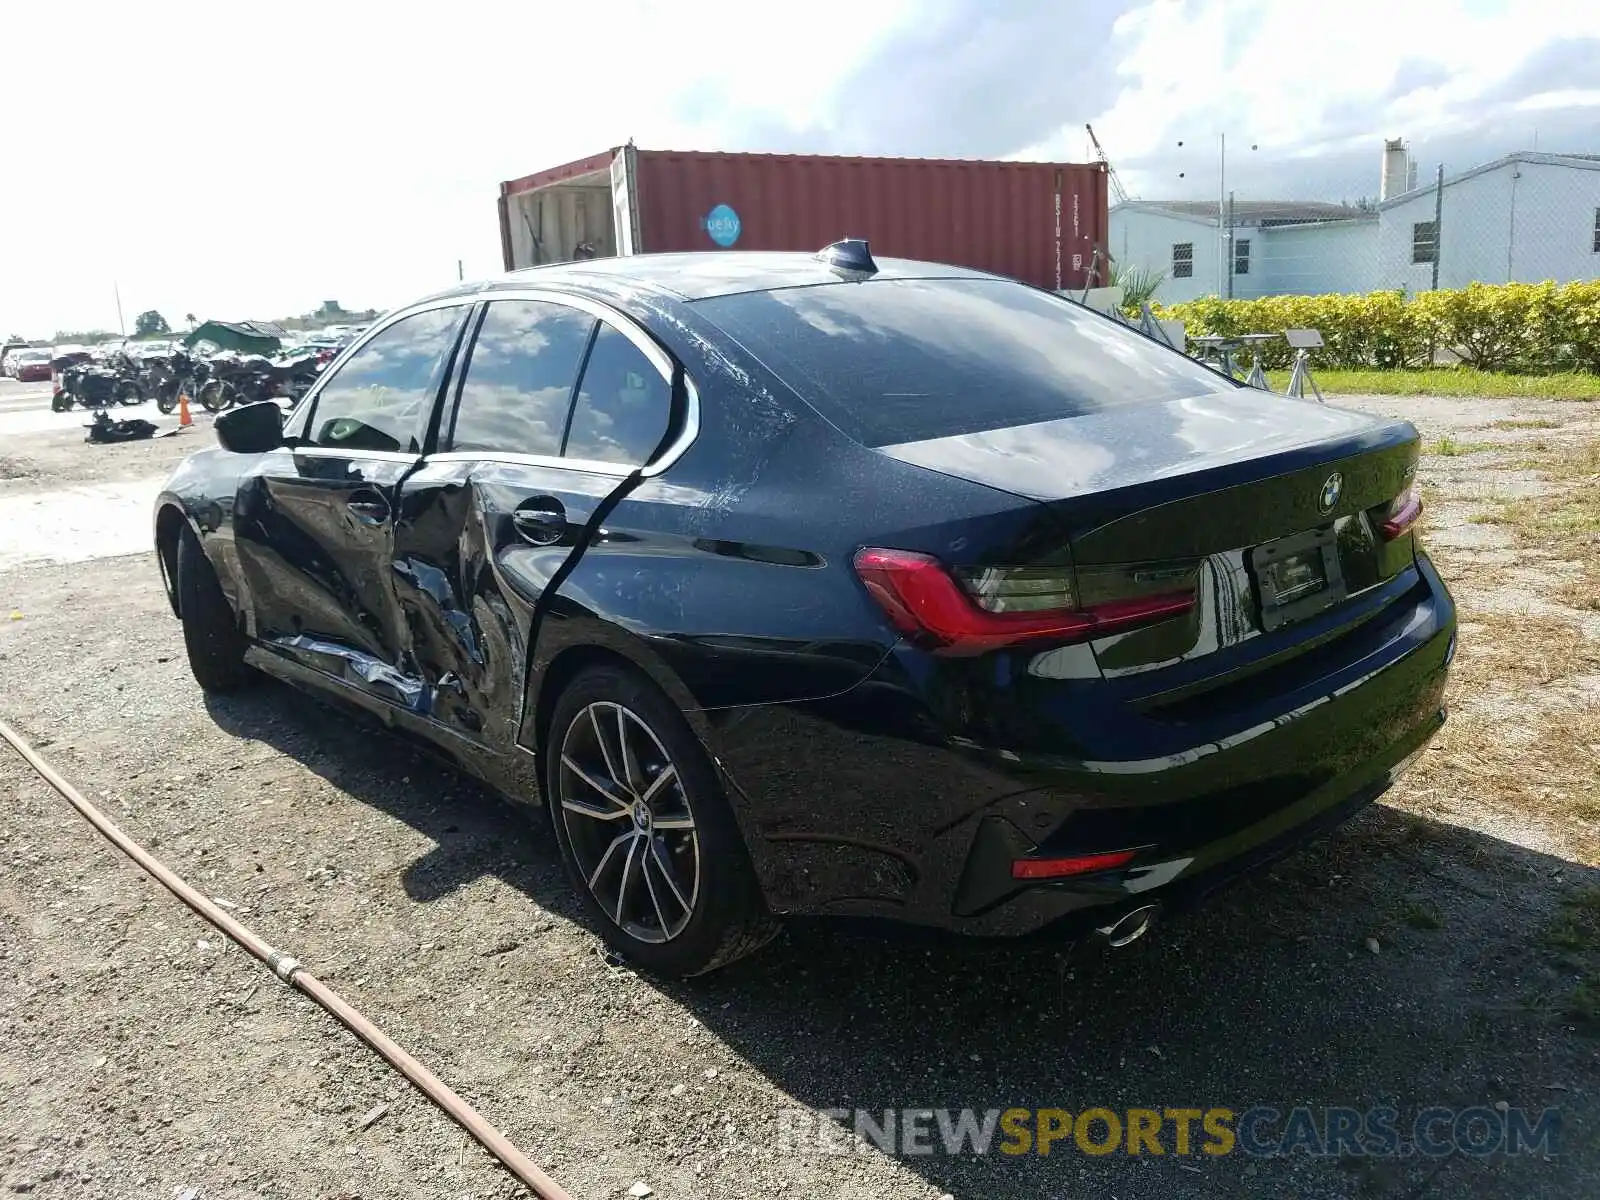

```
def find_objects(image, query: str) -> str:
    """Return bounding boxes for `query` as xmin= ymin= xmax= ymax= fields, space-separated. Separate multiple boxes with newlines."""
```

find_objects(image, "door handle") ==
xmin=510 ymin=499 xmax=567 ymax=546
xmin=345 ymin=489 xmax=391 ymax=526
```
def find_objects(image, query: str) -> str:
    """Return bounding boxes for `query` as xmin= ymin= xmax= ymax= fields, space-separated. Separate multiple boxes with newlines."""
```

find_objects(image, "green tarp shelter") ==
xmin=183 ymin=320 xmax=286 ymax=356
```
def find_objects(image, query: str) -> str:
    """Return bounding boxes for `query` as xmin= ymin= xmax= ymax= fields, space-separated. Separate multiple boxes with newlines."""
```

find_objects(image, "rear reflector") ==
xmin=853 ymin=547 xmax=1194 ymax=655
xmin=1011 ymin=849 xmax=1137 ymax=880
xmin=1379 ymin=484 xmax=1422 ymax=540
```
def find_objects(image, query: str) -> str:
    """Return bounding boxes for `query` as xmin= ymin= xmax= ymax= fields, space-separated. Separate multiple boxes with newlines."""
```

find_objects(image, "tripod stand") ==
xmin=1283 ymin=329 xmax=1325 ymax=402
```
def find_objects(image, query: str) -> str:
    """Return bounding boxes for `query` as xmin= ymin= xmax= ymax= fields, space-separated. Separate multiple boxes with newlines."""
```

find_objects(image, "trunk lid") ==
xmin=878 ymin=391 xmax=1422 ymax=673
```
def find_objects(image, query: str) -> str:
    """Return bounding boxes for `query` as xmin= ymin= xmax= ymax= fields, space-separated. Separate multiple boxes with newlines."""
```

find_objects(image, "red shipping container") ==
xmin=498 ymin=147 xmax=1110 ymax=293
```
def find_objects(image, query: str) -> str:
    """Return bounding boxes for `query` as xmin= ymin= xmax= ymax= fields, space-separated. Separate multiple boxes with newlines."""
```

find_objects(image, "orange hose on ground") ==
xmin=0 ymin=716 xmax=572 ymax=1200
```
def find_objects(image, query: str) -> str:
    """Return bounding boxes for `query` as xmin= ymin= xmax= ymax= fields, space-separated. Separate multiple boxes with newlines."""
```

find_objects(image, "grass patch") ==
xmin=1468 ymin=438 xmax=1600 ymax=541
xmin=1543 ymin=887 xmax=1600 ymax=1024
xmin=1474 ymin=496 xmax=1600 ymax=538
xmin=1447 ymin=610 xmax=1600 ymax=691
xmin=1426 ymin=436 xmax=1493 ymax=457
xmin=1570 ymin=982 xmax=1600 ymax=1024
xmin=1402 ymin=901 xmax=1444 ymax=930
xmin=1398 ymin=607 xmax=1600 ymax=856
xmin=1393 ymin=431 xmax=1600 ymax=875
xmin=1553 ymin=576 xmax=1600 ymax=611
xmin=1544 ymin=888 xmax=1600 ymax=957
xmin=1263 ymin=367 xmax=1600 ymax=399
xmin=1491 ymin=418 xmax=1562 ymax=431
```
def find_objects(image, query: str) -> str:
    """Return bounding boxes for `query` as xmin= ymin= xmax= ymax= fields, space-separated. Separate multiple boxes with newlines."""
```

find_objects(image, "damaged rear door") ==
xmin=389 ymin=294 xmax=676 ymax=753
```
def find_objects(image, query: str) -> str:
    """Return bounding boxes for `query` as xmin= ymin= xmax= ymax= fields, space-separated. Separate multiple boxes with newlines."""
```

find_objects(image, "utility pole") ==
xmin=457 ymin=259 xmax=465 ymax=282
xmin=1226 ymin=191 xmax=1237 ymax=298
xmin=113 ymin=282 xmax=125 ymax=336
xmin=1431 ymin=164 xmax=1444 ymax=291
xmin=1217 ymin=134 xmax=1227 ymax=294
xmin=1176 ymin=134 xmax=1255 ymax=295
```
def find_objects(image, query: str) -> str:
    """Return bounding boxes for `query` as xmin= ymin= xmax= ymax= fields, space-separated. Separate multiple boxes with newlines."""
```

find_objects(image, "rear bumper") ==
xmin=707 ymin=556 xmax=1455 ymax=937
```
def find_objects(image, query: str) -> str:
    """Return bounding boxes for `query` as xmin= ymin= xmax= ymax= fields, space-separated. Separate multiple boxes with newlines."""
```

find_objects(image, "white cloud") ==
xmin=1016 ymin=0 xmax=1600 ymax=197
xmin=3 ymin=0 xmax=1592 ymax=336
xmin=0 ymin=0 xmax=913 ymax=337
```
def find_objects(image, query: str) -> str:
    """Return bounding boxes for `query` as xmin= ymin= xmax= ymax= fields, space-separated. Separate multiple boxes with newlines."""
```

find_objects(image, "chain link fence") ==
xmin=1108 ymin=153 xmax=1600 ymax=308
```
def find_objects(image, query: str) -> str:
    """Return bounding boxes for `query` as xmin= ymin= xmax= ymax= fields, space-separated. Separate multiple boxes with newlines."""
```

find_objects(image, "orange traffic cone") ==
xmin=178 ymin=394 xmax=193 ymax=427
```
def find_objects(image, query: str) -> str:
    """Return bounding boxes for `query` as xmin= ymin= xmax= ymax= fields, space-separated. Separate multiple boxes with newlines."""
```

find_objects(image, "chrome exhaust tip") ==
xmin=1095 ymin=904 xmax=1159 ymax=949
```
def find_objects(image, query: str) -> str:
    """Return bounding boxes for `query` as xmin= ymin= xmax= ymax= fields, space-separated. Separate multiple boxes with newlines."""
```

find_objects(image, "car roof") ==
xmin=422 ymin=251 xmax=1003 ymax=306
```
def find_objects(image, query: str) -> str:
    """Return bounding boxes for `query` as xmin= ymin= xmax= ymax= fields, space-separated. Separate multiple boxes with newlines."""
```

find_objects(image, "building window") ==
xmin=1233 ymin=238 xmax=1251 ymax=276
xmin=1172 ymin=242 xmax=1194 ymax=279
xmin=1412 ymin=221 xmax=1438 ymax=265
xmin=1593 ymin=207 xmax=1600 ymax=253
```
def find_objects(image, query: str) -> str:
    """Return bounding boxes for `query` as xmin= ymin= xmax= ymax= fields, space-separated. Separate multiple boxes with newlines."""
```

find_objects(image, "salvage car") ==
xmin=10 ymin=348 xmax=54 ymax=382
xmin=152 ymin=244 xmax=1454 ymax=976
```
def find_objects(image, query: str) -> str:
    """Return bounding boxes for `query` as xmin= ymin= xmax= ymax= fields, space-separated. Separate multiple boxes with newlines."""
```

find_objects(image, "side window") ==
xmin=448 ymin=300 xmax=595 ymax=455
xmin=563 ymin=326 xmax=671 ymax=466
xmin=306 ymin=307 xmax=464 ymax=453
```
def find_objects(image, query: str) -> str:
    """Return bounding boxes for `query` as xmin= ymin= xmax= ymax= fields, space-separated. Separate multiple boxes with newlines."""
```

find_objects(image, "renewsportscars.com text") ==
xmin=777 ymin=1105 xmax=1560 ymax=1160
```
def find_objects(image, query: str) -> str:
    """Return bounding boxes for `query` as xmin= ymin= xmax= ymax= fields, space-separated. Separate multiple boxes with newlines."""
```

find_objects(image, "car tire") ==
xmin=176 ymin=527 xmax=255 ymax=693
xmin=545 ymin=665 xmax=778 ymax=977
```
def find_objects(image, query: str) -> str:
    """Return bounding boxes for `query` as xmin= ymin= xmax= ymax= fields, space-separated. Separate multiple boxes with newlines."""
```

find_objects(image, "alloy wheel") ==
xmin=557 ymin=701 xmax=700 ymax=944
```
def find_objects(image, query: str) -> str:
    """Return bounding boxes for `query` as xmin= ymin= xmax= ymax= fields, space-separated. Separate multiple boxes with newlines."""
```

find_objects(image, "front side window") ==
xmin=448 ymin=300 xmax=595 ymax=455
xmin=1233 ymin=238 xmax=1251 ymax=275
xmin=564 ymin=326 xmax=671 ymax=465
xmin=306 ymin=307 xmax=465 ymax=453
xmin=1172 ymin=242 xmax=1194 ymax=278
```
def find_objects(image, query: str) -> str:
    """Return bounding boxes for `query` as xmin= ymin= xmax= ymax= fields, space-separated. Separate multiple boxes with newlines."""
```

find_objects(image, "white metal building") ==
xmin=1376 ymin=152 xmax=1600 ymax=290
xmin=1108 ymin=201 xmax=1375 ymax=303
xmin=1110 ymin=142 xmax=1600 ymax=300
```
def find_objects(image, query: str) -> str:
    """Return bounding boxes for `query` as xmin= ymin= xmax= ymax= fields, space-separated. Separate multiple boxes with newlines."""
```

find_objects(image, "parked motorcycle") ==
xmin=196 ymin=350 xmax=320 ymax=411
xmin=260 ymin=351 xmax=322 ymax=404
xmin=51 ymin=352 xmax=142 ymax=411
xmin=142 ymin=349 xmax=201 ymax=415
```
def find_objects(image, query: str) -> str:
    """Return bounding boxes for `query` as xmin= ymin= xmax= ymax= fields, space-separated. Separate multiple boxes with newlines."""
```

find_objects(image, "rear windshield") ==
xmin=696 ymin=277 xmax=1236 ymax=446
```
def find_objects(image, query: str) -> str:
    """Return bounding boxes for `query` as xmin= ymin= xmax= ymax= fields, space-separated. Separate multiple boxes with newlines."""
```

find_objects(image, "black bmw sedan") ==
xmin=153 ymin=244 xmax=1454 ymax=976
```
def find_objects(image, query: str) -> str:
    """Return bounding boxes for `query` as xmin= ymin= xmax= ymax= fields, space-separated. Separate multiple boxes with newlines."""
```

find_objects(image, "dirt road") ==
xmin=1 ymin=393 xmax=1596 ymax=1199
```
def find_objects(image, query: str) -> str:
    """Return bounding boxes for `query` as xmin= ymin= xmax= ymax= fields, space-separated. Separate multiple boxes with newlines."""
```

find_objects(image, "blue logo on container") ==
xmin=705 ymin=204 xmax=741 ymax=247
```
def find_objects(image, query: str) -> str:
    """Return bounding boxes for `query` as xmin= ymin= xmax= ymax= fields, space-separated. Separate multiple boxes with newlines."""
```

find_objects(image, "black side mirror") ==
xmin=214 ymin=401 xmax=285 ymax=453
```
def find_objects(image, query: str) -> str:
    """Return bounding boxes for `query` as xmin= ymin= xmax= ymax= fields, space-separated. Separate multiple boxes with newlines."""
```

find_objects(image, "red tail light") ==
xmin=1378 ymin=484 xmax=1422 ymax=540
xmin=852 ymin=547 xmax=1195 ymax=656
xmin=1012 ymin=849 xmax=1137 ymax=880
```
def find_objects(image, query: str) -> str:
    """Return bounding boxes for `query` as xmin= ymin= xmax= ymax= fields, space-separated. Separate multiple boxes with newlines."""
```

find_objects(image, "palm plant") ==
xmin=1113 ymin=263 xmax=1166 ymax=309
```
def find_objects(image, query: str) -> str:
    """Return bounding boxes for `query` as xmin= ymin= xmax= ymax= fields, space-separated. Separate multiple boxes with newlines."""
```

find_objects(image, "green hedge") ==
xmin=1150 ymin=281 xmax=1600 ymax=373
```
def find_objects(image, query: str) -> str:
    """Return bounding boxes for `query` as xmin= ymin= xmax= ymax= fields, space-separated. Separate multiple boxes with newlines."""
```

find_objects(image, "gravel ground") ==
xmin=0 ymin=381 xmax=201 ymax=497
xmin=1 ymin=392 xmax=1597 ymax=1199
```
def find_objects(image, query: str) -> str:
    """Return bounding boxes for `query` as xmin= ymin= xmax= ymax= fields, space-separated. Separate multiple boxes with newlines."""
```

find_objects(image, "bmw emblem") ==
xmin=1319 ymin=472 xmax=1343 ymax=512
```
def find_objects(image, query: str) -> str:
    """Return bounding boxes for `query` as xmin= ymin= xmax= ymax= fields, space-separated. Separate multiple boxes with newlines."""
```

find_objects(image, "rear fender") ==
xmin=519 ymin=601 xmax=711 ymax=757
xmin=519 ymin=600 xmax=791 ymax=901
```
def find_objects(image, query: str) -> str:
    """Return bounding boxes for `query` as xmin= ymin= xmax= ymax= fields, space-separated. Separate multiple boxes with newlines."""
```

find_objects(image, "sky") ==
xmin=2 ymin=0 xmax=1596 ymax=338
